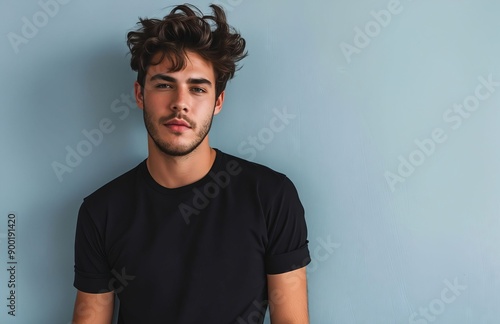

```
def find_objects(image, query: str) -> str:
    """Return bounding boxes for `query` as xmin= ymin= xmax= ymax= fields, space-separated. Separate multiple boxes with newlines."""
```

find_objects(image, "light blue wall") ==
xmin=1 ymin=0 xmax=500 ymax=323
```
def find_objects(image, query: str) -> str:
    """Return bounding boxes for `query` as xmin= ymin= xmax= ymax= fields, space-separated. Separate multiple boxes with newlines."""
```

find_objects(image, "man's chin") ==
xmin=153 ymin=141 xmax=200 ymax=157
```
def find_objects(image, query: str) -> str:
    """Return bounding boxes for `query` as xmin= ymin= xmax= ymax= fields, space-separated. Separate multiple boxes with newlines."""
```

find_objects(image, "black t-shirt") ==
xmin=73 ymin=149 xmax=310 ymax=323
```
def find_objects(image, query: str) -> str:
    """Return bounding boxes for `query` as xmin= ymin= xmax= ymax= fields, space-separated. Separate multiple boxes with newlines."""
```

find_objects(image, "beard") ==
xmin=143 ymin=105 xmax=215 ymax=157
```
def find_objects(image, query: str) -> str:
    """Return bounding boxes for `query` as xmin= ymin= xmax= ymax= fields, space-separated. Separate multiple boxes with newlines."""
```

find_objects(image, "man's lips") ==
xmin=164 ymin=119 xmax=191 ymax=127
xmin=163 ymin=119 xmax=191 ymax=131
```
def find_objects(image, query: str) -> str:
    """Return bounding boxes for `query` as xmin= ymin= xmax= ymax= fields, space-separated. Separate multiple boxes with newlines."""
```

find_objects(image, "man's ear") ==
xmin=134 ymin=81 xmax=144 ymax=110
xmin=214 ymin=90 xmax=225 ymax=116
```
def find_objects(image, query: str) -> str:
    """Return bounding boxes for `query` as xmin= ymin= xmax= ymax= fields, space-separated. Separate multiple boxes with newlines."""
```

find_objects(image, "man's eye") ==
xmin=191 ymin=87 xmax=206 ymax=93
xmin=156 ymin=84 xmax=171 ymax=89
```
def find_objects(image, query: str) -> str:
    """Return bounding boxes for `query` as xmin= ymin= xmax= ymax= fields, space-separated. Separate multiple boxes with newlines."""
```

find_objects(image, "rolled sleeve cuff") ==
xmin=74 ymin=269 xmax=113 ymax=293
xmin=265 ymin=244 xmax=311 ymax=275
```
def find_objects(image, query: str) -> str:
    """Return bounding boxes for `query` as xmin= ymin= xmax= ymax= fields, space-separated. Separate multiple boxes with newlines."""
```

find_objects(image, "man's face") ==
xmin=134 ymin=51 xmax=224 ymax=157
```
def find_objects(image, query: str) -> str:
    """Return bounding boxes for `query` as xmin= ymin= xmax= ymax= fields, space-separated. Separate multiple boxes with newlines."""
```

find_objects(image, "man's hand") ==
xmin=267 ymin=266 xmax=309 ymax=324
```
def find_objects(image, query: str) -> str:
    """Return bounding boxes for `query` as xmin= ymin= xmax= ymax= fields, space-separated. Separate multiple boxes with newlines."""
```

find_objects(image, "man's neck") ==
xmin=146 ymin=140 xmax=216 ymax=189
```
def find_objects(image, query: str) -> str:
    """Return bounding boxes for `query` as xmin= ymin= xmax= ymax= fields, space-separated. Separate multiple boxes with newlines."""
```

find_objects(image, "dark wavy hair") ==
xmin=127 ymin=4 xmax=247 ymax=98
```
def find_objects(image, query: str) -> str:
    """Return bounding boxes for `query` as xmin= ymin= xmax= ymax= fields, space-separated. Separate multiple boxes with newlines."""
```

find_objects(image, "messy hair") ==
xmin=127 ymin=4 xmax=247 ymax=98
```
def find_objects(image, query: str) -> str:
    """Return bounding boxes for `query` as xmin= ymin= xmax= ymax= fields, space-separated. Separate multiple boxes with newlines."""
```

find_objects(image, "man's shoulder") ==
xmin=217 ymin=150 xmax=291 ymax=188
xmin=83 ymin=160 xmax=144 ymax=206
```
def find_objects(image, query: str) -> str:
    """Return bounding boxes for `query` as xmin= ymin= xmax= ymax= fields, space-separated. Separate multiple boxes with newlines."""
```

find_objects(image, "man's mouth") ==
xmin=164 ymin=118 xmax=191 ymax=131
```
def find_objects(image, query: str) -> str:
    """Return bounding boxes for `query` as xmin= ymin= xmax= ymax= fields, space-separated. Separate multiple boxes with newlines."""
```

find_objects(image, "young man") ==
xmin=72 ymin=4 xmax=310 ymax=323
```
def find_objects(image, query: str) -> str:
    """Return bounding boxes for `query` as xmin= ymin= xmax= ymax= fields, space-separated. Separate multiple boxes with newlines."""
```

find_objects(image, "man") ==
xmin=72 ymin=4 xmax=310 ymax=323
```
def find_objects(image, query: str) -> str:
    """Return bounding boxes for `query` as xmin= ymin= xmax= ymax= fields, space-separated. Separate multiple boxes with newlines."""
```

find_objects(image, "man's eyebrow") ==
xmin=150 ymin=74 xmax=176 ymax=82
xmin=187 ymin=78 xmax=212 ymax=87
xmin=149 ymin=74 xmax=212 ymax=87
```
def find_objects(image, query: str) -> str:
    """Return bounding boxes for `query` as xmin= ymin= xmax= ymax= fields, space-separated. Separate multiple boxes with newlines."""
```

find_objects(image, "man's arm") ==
xmin=72 ymin=290 xmax=114 ymax=324
xmin=267 ymin=266 xmax=309 ymax=324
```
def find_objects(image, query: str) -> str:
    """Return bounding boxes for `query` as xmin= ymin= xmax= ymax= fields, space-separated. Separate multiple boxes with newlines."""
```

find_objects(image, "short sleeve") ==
xmin=73 ymin=201 xmax=113 ymax=293
xmin=264 ymin=177 xmax=311 ymax=274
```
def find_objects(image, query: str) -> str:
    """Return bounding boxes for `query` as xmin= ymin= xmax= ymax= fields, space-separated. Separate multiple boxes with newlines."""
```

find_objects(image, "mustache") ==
xmin=159 ymin=113 xmax=195 ymax=127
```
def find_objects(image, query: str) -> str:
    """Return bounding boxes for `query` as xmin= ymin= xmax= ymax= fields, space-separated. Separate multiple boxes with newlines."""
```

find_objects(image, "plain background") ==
xmin=1 ymin=0 xmax=500 ymax=323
